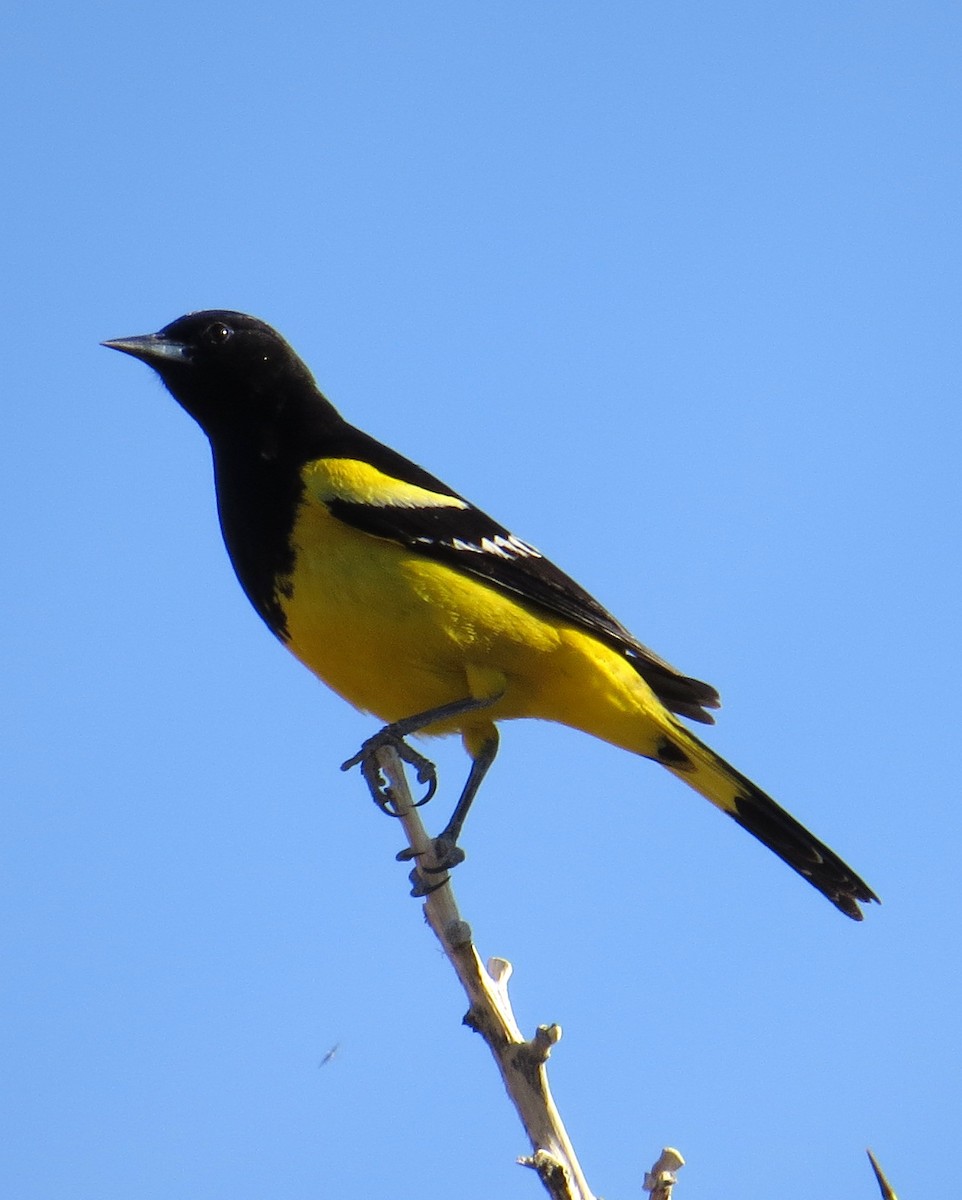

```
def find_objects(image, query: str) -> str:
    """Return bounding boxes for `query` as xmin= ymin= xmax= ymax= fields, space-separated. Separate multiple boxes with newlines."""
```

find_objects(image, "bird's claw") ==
xmin=398 ymin=837 xmax=466 ymax=896
xmin=407 ymin=866 xmax=449 ymax=897
xmin=341 ymin=728 xmax=438 ymax=815
xmin=396 ymin=837 xmax=466 ymax=870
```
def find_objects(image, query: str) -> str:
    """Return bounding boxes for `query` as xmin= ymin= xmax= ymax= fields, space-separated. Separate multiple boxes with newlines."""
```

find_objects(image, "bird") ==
xmin=103 ymin=310 xmax=878 ymax=919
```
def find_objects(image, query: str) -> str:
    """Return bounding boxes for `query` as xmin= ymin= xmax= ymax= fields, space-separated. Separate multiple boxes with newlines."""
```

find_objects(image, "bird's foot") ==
xmin=397 ymin=837 xmax=466 ymax=895
xmin=341 ymin=728 xmax=438 ymax=816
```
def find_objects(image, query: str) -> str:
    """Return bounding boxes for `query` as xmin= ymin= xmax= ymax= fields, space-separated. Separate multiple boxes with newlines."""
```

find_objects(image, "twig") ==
xmin=374 ymin=743 xmax=598 ymax=1200
xmin=867 ymin=1150 xmax=899 ymax=1200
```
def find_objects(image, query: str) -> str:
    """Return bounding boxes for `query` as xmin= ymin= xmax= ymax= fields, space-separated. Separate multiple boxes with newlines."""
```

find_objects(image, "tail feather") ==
xmin=657 ymin=725 xmax=879 ymax=920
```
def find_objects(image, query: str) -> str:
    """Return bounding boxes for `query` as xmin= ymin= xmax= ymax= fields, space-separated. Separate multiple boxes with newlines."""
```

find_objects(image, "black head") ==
xmin=103 ymin=310 xmax=338 ymax=443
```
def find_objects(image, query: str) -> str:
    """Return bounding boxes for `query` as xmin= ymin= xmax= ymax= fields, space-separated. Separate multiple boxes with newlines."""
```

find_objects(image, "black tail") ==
xmin=661 ymin=723 xmax=880 ymax=920
xmin=727 ymin=775 xmax=880 ymax=920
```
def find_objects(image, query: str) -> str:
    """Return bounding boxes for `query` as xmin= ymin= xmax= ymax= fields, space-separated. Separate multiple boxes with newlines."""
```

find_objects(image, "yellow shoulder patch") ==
xmin=302 ymin=458 xmax=468 ymax=510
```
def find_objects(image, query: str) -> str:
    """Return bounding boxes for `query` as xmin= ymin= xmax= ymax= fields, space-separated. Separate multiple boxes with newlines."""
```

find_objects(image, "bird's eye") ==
xmin=204 ymin=322 xmax=233 ymax=345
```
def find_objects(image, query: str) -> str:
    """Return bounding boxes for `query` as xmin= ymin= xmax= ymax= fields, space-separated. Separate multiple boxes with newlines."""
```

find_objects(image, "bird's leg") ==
xmin=397 ymin=729 xmax=500 ymax=895
xmin=341 ymin=692 xmax=502 ymax=816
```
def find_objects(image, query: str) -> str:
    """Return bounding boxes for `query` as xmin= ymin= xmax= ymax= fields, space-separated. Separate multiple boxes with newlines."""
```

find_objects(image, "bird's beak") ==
xmin=101 ymin=333 xmax=190 ymax=365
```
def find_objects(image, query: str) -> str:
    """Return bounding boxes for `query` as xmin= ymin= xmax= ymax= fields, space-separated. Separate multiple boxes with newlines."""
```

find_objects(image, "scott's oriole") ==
xmin=104 ymin=310 xmax=877 ymax=919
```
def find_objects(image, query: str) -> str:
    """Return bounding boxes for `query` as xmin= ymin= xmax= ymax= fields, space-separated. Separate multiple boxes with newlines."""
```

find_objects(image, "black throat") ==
xmin=210 ymin=438 xmax=307 ymax=641
xmin=200 ymin=378 xmax=347 ymax=642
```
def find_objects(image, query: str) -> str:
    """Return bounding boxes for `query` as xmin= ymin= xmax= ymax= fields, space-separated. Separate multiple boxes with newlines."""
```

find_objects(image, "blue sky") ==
xmin=3 ymin=3 xmax=960 ymax=1197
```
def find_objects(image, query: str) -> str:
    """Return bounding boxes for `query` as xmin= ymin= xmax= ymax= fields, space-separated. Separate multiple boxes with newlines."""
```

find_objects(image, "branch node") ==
xmin=643 ymin=1147 xmax=685 ymax=1198
xmin=519 ymin=1148 xmax=570 ymax=1188
xmin=445 ymin=918 xmax=472 ymax=947
xmin=527 ymin=1023 xmax=562 ymax=1064
xmin=486 ymin=955 xmax=513 ymax=986
xmin=462 ymin=1006 xmax=484 ymax=1035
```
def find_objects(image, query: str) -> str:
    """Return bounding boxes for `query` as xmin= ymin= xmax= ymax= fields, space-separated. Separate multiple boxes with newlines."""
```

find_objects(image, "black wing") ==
xmin=322 ymin=431 xmax=720 ymax=724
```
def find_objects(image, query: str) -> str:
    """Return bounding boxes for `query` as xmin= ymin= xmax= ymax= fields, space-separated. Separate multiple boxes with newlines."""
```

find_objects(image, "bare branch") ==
xmin=374 ymin=743 xmax=600 ymax=1200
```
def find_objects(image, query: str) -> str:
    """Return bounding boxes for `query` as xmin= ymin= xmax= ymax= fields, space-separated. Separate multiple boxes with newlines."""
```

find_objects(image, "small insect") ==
xmin=319 ymin=1043 xmax=340 ymax=1068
